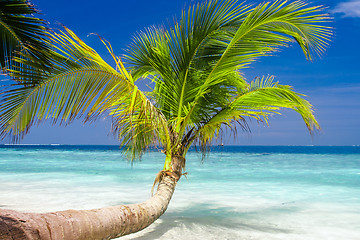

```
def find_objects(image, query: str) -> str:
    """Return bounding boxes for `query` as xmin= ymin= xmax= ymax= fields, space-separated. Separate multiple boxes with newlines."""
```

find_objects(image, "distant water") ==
xmin=1 ymin=145 xmax=360 ymax=240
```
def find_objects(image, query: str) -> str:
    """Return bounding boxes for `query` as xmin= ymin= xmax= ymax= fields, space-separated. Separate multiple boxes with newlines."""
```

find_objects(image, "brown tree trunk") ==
xmin=0 ymin=174 xmax=177 ymax=240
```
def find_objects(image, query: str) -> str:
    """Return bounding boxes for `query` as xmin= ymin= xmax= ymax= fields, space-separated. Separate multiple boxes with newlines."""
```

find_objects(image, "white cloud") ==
xmin=332 ymin=0 xmax=360 ymax=17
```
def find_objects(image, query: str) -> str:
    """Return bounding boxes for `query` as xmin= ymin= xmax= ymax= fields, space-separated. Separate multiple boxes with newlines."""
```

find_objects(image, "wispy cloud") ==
xmin=332 ymin=0 xmax=360 ymax=17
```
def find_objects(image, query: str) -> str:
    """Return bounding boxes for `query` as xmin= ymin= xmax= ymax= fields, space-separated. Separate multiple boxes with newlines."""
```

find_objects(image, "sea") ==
xmin=0 ymin=145 xmax=359 ymax=240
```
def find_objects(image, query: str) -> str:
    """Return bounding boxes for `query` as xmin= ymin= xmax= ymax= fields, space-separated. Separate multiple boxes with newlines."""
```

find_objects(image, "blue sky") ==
xmin=1 ymin=0 xmax=360 ymax=146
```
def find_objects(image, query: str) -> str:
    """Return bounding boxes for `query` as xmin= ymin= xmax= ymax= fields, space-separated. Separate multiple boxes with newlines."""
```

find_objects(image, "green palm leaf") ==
xmin=181 ymin=0 xmax=331 ymax=134
xmin=0 ymin=28 xmax=170 ymax=159
xmin=0 ymin=0 xmax=51 ymax=72
xmin=181 ymin=76 xmax=318 ymax=154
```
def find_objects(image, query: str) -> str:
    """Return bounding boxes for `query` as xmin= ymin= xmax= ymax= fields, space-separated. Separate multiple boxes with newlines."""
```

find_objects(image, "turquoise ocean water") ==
xmin=0 ymin=145 xmax=359 ymax=240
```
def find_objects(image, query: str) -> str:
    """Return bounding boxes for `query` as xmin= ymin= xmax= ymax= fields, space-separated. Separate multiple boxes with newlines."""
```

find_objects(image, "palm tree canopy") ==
xmin=125 ymin=0 xmax=331 ymax=158
xmin=0 ymin=0 xmax=332 ymax=168
xmin=0 ymin=0 xmax=51 ymax=72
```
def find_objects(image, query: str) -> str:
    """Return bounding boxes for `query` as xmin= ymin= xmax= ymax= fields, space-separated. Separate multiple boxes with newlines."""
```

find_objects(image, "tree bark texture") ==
xmin=0 ymin=175 xmax=177 ymax=240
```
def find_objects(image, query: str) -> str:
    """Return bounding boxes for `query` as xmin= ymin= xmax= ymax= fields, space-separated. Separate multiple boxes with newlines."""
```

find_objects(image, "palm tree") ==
xmin=0 ymin=0 xmax=51 ymax=74
xmin=0 ymin=0 xmax=331 ymax=239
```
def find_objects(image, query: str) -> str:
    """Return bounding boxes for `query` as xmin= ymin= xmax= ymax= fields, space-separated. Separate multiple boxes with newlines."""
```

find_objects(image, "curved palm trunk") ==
xmin=0 ymin=175 xmax=177 ymax=240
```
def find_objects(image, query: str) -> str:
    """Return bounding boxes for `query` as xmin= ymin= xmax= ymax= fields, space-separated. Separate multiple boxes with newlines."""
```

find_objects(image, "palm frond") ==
xmin=125 ymin=0 xmax=251 ymax=124
xmin=0 ymin=28 xmax=170 ymax=160
xmin=181 ymin=0 xmax=331 ymax=133
xmin=188 ymin=76 xmax=319 ymax=153
xmin=0 ymin=0 xmax=51 ymax=72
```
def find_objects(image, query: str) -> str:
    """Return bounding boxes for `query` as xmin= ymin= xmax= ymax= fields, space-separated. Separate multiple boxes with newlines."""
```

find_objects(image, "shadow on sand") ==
xmin=127 ymin=203 xmax=299 ymax=239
